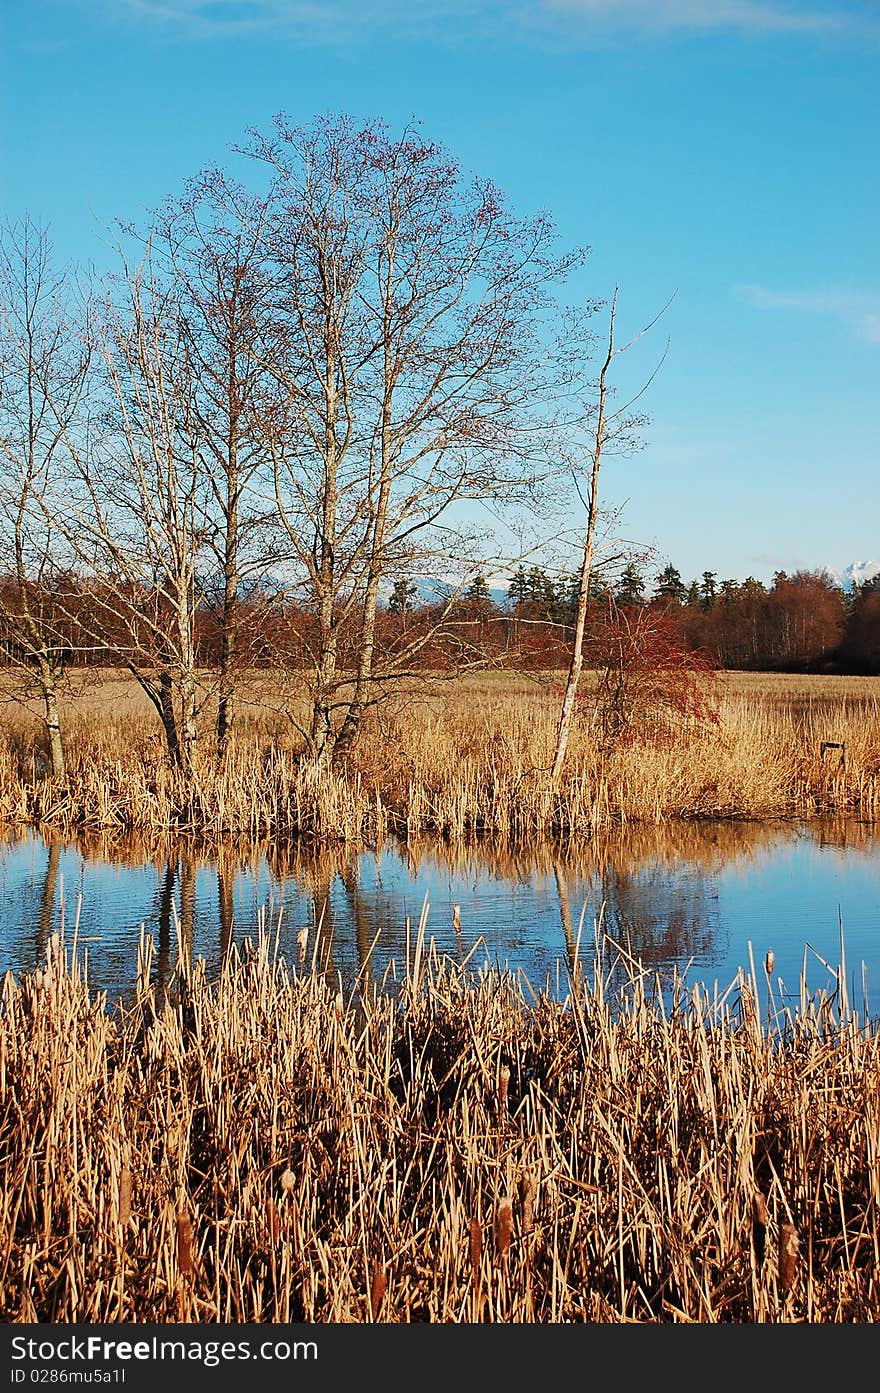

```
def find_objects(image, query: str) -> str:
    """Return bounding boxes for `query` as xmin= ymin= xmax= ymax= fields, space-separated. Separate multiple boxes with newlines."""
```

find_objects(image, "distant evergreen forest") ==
xmin=381 ymin=561 xmax=880 ymax=675
xmin=7 ymin=558 xmax=875 ymax=678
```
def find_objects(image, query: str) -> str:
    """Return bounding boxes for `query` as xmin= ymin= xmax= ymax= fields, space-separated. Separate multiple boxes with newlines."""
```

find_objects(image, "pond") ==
xmin=1 ymin=818 xmax=879 ymax=1015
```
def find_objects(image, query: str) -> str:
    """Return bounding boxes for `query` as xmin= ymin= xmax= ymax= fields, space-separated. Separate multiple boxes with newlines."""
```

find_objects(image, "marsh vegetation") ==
xmin=2 ymin=918 xmax=879 ymax=1323
xmin=1 ymin=670 xmax=877 ymax=839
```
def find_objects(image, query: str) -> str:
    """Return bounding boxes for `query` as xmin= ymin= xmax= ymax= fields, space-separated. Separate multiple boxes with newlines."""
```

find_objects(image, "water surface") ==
xmin=1 ymin=819 xmax=878 ymax=1012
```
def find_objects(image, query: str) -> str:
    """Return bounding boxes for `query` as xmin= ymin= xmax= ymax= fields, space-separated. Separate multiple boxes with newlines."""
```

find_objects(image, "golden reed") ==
xmin=2 ymin=923 xmax=879 ymax=1322
xmin=0 ymin=669 xmax=877 ymax=837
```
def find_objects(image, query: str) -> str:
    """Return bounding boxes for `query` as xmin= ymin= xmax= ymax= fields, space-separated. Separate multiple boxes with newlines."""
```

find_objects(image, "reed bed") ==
xmin=0 ymin=670 xmax=877 ymax=838
xmin=2 ymin=920 xmax=879 ymax=1322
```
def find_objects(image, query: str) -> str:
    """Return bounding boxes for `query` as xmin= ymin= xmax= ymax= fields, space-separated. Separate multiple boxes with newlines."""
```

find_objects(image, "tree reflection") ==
xmin=35 ymin=837 xmax=61 ymax=963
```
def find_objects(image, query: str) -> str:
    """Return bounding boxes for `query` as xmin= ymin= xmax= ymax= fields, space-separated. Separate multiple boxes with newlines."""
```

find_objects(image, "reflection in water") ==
xmin=218 ymin=848 xmax=235 ymax=964
xmin=36 ymin=838 xmax=61 ymax=964
xmin=0 ymin=818 xmax=878 ymax=1008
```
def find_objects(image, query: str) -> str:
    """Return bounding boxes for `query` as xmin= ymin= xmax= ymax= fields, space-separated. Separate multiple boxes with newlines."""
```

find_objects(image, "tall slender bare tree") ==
xmin=0 ymin=217 xmax=92 ymax=776
xmin=58 ymin=250 xmax=212 ymax=778
xmin=550 ymin=287 xmax=673 ymax=784
xmin=151 ymin=173 xmax=281 ymax=762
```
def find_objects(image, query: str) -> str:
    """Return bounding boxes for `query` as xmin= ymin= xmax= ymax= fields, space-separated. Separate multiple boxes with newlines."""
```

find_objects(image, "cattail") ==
xmin=296 ymin=926 xmax=309 ymax=963
xmin=764 ymin=949 xmax=775 ymax=976
xmin=452 ymin=904 xmax=462 ymax=934
xmin=266 ymin=1197 xmax=279 ymax=1245
xmin=495 ymin=1197 xmax=513 ymax=1265
xmin=370 ymin=1265 xmax=387 ymax=1320
xmin=498 ymin=1064 xmax=510 ymax=1113
xmin=752 ymin=1190 xmax=767 ymax=1264
xmin=176 ymin=1210 xmax=193 ymax=1277
xmin=280 ymin=1167 xmax=296 ymax=1194
xmin=778 ymin=1222 xmax=799 ymax=1296
xmin=469 ymin=1217 xmax=482 ymax=1292
xmin=117 ymin=1166 xmax=131 ymax=1227
xmin=518 ymin=1172 xmax=535 ymax=1235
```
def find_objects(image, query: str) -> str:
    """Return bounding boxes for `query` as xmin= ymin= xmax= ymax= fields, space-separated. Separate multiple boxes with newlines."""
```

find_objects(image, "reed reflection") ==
xmin=1 ymin=816 xmax=877 ymax=1004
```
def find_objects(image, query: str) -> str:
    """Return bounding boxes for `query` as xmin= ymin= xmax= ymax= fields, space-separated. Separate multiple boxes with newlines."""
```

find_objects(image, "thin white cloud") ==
xmin=545 ymin=0 xmax=861 ymax=36
xmin=737 ymin=284 xmax=880 ymax=344
xmin=117 ymin=0 xmax=507 ymax=41
xmin=98 ymin=0 xmax=880 ymax=42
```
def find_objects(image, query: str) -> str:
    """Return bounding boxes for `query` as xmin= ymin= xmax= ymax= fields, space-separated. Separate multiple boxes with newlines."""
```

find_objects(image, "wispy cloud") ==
xmin=737 ymin=284 xmax=880 ymax=344
xmin=94 ymin=0 xmax=880 ymax=43
xmin=545 ymin=0 xmax=869 ymax=38
xmin=114 ymin=0 xmax=509 ymax=42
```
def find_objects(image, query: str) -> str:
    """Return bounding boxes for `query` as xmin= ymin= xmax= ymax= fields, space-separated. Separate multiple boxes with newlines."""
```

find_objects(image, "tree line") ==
xmin=443 ymin=561 xmax=880 ymax=674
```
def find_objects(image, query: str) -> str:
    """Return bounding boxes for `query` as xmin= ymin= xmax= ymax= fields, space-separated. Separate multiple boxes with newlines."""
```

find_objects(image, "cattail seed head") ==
xmin=495 ymin=1196 xmax=513 ymax=1265
xmin=498 ymin=1064 xmax=510 ymax=1112
xmin=518 ymin=1172 xmax=535 ymax=1235
xmin=266 ymin=1197 xmax=279 ymax=1245
xmin=118 ymin=1166 xmax=131 ymax=1226
xmin=370 ymin=1265 xmax=387 ymax=1320
xmin=296 ymin=927 xmax=309 ymax=963
xmin=176 ymin=1210 xmax=193 ymax=1277
xmin=752 ymin=1191 xmax=768 ymax=1265
xmin=280 ymin=1167 xmax=296 ymax=1193
xmin=452 ymin=904 xmax=462 ymax=933
xmin=764 ymin=949 xmax=775 ymax=976
xmin=778 ymin=1222 xmax=799 ymax=1295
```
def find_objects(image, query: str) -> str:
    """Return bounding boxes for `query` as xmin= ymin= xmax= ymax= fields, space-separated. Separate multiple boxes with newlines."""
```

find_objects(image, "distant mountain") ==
xmin=825 ymin=560 xmax=880 ymax=591
xmin=379 ymin=575 xmax=512 ymax=608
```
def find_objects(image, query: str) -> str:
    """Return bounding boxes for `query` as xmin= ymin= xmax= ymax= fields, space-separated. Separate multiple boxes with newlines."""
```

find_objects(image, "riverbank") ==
xmin=2 ymin=925 xmax=878 ymax=1322
xmin=0 ymin=671 xmax=878 ymax=838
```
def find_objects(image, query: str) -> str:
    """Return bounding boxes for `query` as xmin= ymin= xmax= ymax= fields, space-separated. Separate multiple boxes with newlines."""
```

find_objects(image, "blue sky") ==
xmin=2 ymin=0 xmax=878 ymax=588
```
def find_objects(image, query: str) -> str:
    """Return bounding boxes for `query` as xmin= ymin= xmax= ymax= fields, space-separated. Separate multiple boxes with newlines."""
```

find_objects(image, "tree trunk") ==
xmin=550 ymin=290 xmax=616 ymax=787
xmin=158 ymin=670 xmax=184 ymax=772
xmin=332 ymin=274 xmax=395 ymax=768
xmin=216 ymin=421 xmax=240 ymax=763
xmin=36 ymin=657 xmax=65 ymax=778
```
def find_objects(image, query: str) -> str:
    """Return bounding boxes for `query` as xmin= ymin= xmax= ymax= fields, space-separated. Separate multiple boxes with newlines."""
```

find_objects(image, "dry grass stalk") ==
xmin=518 ymin=1172 xmax=535 ymax=1236
xmin=1 ymin=669 xmax=877 ymax=838
xmin=469 ymin=1218 xmax=482 ymax=1294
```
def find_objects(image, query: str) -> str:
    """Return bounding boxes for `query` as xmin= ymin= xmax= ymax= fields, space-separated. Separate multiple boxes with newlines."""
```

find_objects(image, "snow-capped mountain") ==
xmin=825 ymin=560 xmax=880 ymax=591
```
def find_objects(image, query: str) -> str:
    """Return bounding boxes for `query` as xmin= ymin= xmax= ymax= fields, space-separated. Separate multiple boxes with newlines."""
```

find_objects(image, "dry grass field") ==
xmin=0 ymin=668 xmax=878 ymax=837
xmin=2 ymin=921 xmax=878 ymax=1322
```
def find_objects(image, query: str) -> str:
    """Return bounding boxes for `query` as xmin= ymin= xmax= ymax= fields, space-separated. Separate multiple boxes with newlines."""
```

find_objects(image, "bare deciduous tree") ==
xmin=59 ymin=251 xmax=212 ymax=779
xmin=150 ymin=173 xmax=281 ymax=762
xmin=550 ymin=287 xmax=673 ymax=784
xmin=245 ymin=112 xmax=591 ymax=767
xmin=0 ymin=217 xmax=92 ymax=776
